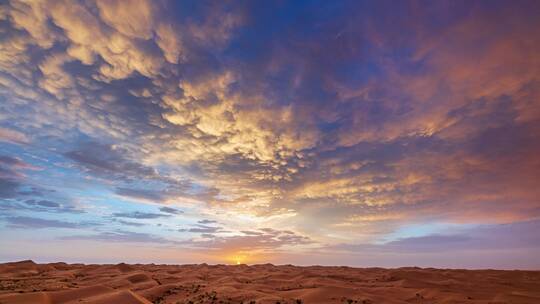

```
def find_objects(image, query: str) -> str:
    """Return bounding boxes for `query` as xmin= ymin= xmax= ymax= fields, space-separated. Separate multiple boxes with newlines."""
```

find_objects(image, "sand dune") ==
xmin=0 ymin=261 xmax=539 ymax=304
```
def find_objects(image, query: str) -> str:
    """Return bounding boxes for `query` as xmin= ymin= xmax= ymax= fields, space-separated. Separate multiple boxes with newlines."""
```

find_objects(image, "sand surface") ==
xmin=0 ymin=260 xmax=539 ymax=304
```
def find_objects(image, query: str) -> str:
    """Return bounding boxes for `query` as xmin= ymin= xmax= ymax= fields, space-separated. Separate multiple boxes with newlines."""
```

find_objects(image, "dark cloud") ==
xmin=0 ymin=199 xmax=84 ymax=214
xmin=0 ymin=156 xmax=55 ymax=205
xmin=240 ymin=230 xmax=264 ymax=236
xmin=112 ymin=211 xmax=171 ymax=219
xmin=65 ymin=143 xmax=193 ymax=204
xmin=159 ymin=206 xmax=182 ymax=214
xmin=0 ymin=156 xmax=26 ymax=166
xmin=113 ymin=219 xmax=146 ymax=227
xmin=0 ymin=178 xmax=20 ymax=199
xmin=2 ymin=216 xmax=97 ymax=229
xmin=60 ymin=230 xmax=174 ymax=244
xmin=115 ymin=187 xmax=166 ymax=202
xmin=178 ymin=220 xmax=222 ymax=233
xmin=24 ymin=199 xmax=60 ymax=208
xmin=17 ymin=187 xmax=56 ymax=197
xmin=188 ymin=224 xmax=221 ymax=233
xmin=64 ymin=142 xmax=191 ymax=195
xmin=0 ymin=155 xmax=26 ymax=198
xmin=64 ymin=143 xmax=157 ymax=181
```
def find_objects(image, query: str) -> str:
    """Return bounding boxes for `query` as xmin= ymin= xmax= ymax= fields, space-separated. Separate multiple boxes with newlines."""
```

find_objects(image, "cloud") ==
xmin=24 ymin=199 xmax=60 ymax=208
xmin=186 ymin=227 xmax=312 ymax=251
xmin=16 ymin=187 xmax=54 ymax=197
xmin=0 ymin=155 xmax=33 ymax=175
xmin=64 ymin=143 xmax=157 ymax=181
xmin=0 ymin=196 xmax=84 ymax=215
xmin=64 ymin=143 xmax=193 ymax=204
xmin=115 ymin=187 xmax=166 ymax=202
xmin=114 ymin=219 xmax=146 ymax=227
xmin=159 ymin=206 xmax=182 ymax=215
xmin=0 ymin=0 xmax=539 ymax=266
xmin=0 ymin=156 xmax=27 ymax=167
xmin=385 ymin=234 xmax=471 ymax=248
xmin=0 ymin=154 xmax=85 ymax=213
xmin=0 ymin=155 xmax=33 ymax=198
xmin=0 ymin=178 xmax=20 ymax=199
xmin=112 ymin=211 xmax=171 ymax=219
xmin=178 ymin=221 xmax=222 ymax=234
xmin=2 ymin=216 xmax=96 ymax=229
xmin=61 ymin=230 xmax=174 ymax=244
xmin=329 ymin=220 xmax=540 ymax=254
xmin=0 ymin=127 xmax=29 ymax=144
xmin=95 ymin=0 xmax=155 ymax=39
xmin=187 ymin=224 xmax=221 ymax=234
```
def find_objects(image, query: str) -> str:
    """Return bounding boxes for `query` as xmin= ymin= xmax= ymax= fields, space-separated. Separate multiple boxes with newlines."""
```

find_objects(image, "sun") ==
xmin=229 ymin=254 xmax=248 ymax=265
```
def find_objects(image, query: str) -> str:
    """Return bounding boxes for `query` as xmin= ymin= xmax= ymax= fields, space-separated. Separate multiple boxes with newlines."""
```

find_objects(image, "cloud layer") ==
xmin=0 ymin=0 xmax=539 ymax=267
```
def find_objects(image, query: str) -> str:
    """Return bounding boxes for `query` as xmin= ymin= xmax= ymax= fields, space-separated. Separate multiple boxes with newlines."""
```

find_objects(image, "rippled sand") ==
xmin=1 ymin=260 xmax=539 ymax=304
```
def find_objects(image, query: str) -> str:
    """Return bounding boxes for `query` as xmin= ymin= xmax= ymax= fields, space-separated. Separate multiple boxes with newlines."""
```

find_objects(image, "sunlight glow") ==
xmin=228 ymin=253 xmax=248 ymax=265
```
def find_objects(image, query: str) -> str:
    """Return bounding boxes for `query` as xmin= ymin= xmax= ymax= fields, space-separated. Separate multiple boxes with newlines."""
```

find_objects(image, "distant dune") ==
xmin=0 ymin=260 xmax=539 ymax=304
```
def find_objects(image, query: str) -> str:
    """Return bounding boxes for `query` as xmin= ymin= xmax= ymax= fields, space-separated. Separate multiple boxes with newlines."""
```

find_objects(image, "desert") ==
xmin=2 ymin=1 xmax=540 ymax=304
xmin=0 ymin=260 xmax=539 ymax=304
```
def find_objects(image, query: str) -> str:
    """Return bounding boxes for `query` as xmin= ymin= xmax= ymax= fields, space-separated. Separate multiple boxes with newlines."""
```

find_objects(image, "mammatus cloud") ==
xmin=0 ymin=0 xmax=539 ymax=266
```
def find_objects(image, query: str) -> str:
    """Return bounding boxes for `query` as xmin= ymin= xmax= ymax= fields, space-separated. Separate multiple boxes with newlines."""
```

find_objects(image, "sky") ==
xmin=0 ymin=0 xmax=539 ymax=269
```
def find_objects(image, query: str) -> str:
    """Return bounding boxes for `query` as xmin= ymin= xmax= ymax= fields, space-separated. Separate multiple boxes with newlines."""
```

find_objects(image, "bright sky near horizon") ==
xmin=0 ymin=0 xmax=539 ymax=269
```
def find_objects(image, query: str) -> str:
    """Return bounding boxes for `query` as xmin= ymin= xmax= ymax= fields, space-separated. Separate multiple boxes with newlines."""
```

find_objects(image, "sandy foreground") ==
xmin=0 ymin=261 xmax=539 ymax=304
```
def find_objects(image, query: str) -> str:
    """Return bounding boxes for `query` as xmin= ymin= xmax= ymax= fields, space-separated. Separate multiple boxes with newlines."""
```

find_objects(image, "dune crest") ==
xmin=1 ymin=262 xmax=539 ymax=304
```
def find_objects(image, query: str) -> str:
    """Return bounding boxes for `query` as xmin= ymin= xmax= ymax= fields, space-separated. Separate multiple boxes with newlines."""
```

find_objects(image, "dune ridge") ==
xmin=0 ymin=261 xmax=539 ymax=304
